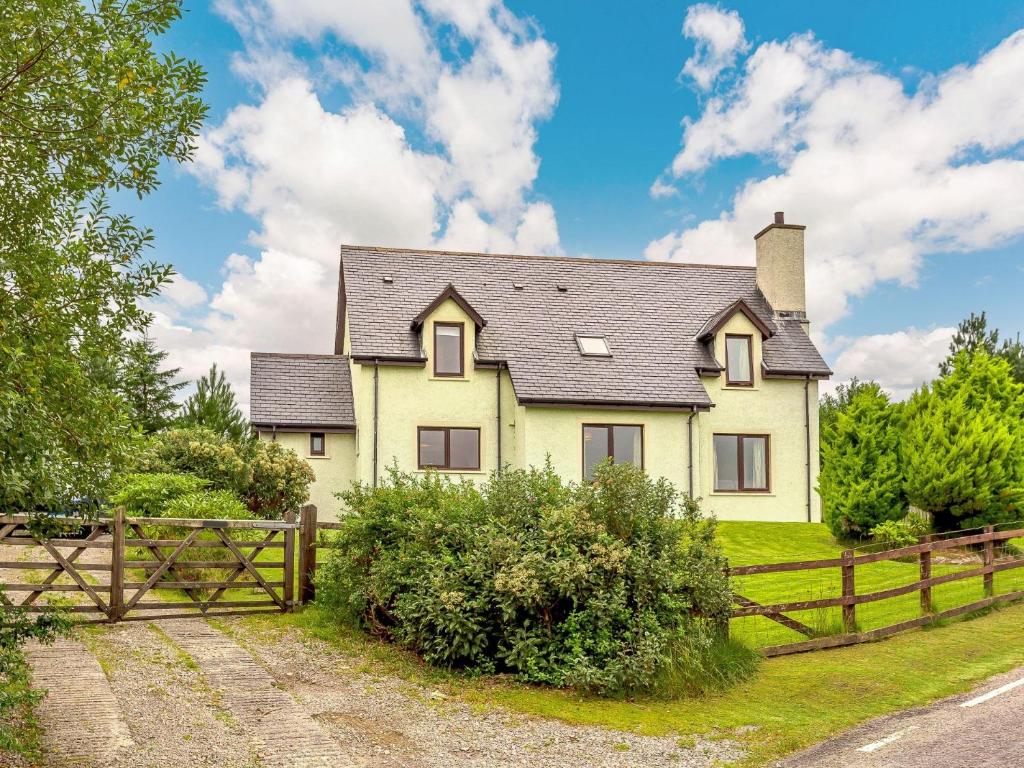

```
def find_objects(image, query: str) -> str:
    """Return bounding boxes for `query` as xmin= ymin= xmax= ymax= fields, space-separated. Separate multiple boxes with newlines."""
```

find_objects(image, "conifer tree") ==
xmin=903 ymin=353 xmax=1024 ymax=530
xmin=179 ymin=364 xmax=249 ymax=442
xmin=819 ymin=383 xmax=905 ymax=538
xmin=119 ymin=337 xmax=185 ymax=433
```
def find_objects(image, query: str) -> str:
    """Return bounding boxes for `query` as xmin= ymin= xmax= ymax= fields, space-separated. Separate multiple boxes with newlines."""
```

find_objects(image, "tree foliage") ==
xmin=940 ymin=311 xmax=1024 ymax=382
xmin=133 ymin=428 xmax=313 ymax=519
xmin=903 ymin=353 xmax=1024 ymax=530
xmin=179 ymin=364 xmax=249 ymax=442
xmin=118 ymin=337 xmax=185 ymax=433
xmin=0 ymin=1 xmax=205 ymax=511
xmin=819 ymin=383 xmax=906 ymax=538
xmin=819 ymin=377 xmax=875 ymax=441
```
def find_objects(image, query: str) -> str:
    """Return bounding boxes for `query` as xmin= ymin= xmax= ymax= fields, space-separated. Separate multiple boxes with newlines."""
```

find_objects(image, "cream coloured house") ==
xmin=251 ymin=213 xmax=831 ymax=521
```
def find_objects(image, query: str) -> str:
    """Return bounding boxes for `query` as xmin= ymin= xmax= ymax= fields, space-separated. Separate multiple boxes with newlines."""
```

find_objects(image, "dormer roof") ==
xmin=410 ymin=283 xmax=487 ymax=331
xmin=695 ymin=298 xmax=774 ymax=342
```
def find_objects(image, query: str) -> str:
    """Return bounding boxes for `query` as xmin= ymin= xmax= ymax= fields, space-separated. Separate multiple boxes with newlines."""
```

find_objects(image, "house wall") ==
xmin=281 ymin=302 xmax=821 ymax=523
xmin=519 ymin=406 xmax=696 ymax=492
xmin=349 ymin=298 xmax=515 ymax=487
xmin=696 ymin=312 xmax=821 ymax=522
xmin=255 ymin=430 xmax=357 ymax=521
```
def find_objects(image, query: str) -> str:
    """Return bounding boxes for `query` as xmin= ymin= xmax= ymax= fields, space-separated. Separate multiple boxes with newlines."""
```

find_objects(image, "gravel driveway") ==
xmin=22 ymin=614 xmax=745 ymax=768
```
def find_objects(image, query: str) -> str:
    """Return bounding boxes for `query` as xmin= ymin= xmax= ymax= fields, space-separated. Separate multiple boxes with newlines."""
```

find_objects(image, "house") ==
xmin=250 ymin=212 xmax=831 ymax=521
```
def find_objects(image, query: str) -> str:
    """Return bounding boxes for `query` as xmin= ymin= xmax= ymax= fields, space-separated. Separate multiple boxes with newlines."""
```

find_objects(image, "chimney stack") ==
xmin=755 ymin=211 xmax=806 ymax=321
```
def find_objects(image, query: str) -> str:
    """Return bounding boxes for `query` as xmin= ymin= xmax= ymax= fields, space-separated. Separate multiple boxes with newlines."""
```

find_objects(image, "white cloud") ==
xmin=679 ymin=4 xmax=749 ymax=90
xmin=157 ymin=1 xmax=560 ymax=410
xmin=648 ymin=21 xmax=1024 ymax=362
xmin=826 ymin=327 xmax=955 ymax=401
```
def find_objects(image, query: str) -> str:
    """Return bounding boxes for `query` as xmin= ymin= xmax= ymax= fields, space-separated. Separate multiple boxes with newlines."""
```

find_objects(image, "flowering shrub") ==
xmin=133 ymin=427 xmax=312 ymax=519
xmin=317 ymin=461 xmax=743 ymax=695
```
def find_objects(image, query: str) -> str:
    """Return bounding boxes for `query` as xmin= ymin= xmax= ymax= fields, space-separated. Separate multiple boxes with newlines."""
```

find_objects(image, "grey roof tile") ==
xmin=250 ymin=353 xmax=355 ymax=427
xmin=340 ymin=246 xmax=831 ymax=409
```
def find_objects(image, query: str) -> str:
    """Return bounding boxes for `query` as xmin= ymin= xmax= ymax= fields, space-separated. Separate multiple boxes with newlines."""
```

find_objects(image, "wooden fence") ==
xmin=5 ymin=506 xmax=1023 ymax=655
xmin=730 ymin=525 xmax=1024 ymax=657
xmin=0 ymin=510 xmax=298 ymax=622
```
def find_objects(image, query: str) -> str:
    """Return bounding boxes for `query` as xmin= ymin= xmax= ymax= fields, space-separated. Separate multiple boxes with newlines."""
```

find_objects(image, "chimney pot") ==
xmin=774 ymin=211 xmax=785 ymax=225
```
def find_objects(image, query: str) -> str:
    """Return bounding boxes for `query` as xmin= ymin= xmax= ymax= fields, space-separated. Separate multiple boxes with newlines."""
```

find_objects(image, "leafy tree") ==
xmin=940 ymin=311 xmax=1024 ymax=382
xmin=819 ymin=384 xmax=906 ymax=538
xmin=118 ymin=337 xmax=186 ymax=433
xmin=179 ymin=364 xmax=249 ymax=442
xmin=819 ymin=377 xmax=875 ymax=439
xmin=903 ymin=353 xmax=1024 ymax=531
xmin=0 ymin=1 xmax=205 ymax=512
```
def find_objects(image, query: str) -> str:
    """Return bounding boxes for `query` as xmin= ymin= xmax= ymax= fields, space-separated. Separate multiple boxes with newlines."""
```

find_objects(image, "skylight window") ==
xmin=576 ymin=335 xmax=610 ymax=357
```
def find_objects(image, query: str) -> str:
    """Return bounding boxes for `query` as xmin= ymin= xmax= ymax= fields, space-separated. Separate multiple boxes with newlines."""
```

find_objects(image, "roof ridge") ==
xmin=251 ymin=352 xmax=349 ymax=360
xmin=338 ymin=243 xmax=756 ymax=272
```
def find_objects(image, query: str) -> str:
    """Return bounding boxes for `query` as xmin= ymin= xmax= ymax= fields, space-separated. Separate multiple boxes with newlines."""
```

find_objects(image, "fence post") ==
xmin=841 ymin=549 xmax=856 ymax=634
xmin=109 ymin=507 xmax=125 ymax=623
xmin=919 ymin=535 xmax=933 ymax=615
xmin=983 ymin=524 xmax=995 ymax=598
xmin=298 ymin=504 xmax=317 ymax=605
xmin=283 ymin=508 xmax=296 ymax=612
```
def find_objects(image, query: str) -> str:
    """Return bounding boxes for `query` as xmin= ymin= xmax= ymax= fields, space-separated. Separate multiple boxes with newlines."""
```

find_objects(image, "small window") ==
xmin=725 ymin=334 xmax=753 ymax=386
xmin=434 ymin=322 xmax=464 ymax=377
xmin=582 ymin=424 xmax=643 ymax=480
xmin=714 ymin=434 xmax=769 ymax=492
xmin=576 ymin=335 xmax=610 ymax=357
xmin=417 ymin=427 xmax=480 ymax=470
xmin=310 ymin=432 xmax=325 ymax=456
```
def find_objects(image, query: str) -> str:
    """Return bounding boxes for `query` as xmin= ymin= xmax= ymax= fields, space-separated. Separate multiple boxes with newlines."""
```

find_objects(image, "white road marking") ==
xmin=960 ymin=677 xmax=1024 ymax=708
xmin=857 ymin=726 xmax=918 ymax=753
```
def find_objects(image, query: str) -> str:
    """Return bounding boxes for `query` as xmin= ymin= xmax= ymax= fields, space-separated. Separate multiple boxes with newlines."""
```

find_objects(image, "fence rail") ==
xmin=4 ymin=507 xmax=1023 ymax=656
xmin=731 ymin=524 xmax=1024 ymax=656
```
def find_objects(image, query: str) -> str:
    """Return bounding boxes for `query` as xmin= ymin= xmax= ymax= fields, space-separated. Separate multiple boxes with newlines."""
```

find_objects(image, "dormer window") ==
xmin=725 ymin=334 xmax=753 ymax=386
xmin=434 ymin=322 xmax=464 ymax=377
xmin=576 ymin=334 xmax=610 ymax=357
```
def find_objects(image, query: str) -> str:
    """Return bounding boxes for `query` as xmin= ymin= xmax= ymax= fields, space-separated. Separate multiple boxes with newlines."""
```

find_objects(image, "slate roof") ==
xmin=340 ymin=246 xmax=831 ymax=410
xmin=250 ymin=353 xmax=355 ymax=428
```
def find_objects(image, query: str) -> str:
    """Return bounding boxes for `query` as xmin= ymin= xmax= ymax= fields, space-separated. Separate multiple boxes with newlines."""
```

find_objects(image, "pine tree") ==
xmin=903 ymin=353 xmax=1024 ymax=531
xmin=179 ymin=364 xmax=249 ymax=442
xmin=119 ymin=337 xmax=185 ymax=433
xmin=819 ymin=383 xmax=905 ymax=538
xmin=939 ymin=312 xmax=999 ymax=377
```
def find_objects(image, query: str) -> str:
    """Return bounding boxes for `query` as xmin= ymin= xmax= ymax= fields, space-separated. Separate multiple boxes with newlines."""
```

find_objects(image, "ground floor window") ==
xmin=417 ymin=427 xmax=480 ymax=470
xmin=714 ymin=433 xmax=769 ymax=491
xmin=310 ymin=432 xmax=325 ymax=456
xmin=582 ymin=424 xmax=643 ymax=480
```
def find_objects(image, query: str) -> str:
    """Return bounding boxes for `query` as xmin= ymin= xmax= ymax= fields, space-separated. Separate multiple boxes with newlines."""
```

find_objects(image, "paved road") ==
xmin=782 ymin=667 xmax=1024 ymax=767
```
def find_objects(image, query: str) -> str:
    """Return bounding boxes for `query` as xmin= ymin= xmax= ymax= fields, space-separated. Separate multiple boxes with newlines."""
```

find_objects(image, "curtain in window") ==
xmin=744 ymin=436 xmax=767 ymax=489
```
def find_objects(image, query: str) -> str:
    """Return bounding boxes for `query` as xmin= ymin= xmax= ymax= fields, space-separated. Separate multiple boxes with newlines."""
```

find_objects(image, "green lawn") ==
xmin=717 ymin=521 xmax=1024 ymax=649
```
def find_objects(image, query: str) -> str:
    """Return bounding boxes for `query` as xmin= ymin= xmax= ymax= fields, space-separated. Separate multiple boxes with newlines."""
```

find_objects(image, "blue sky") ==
xmin=136 ymin=1 xmax=1024 ymax=405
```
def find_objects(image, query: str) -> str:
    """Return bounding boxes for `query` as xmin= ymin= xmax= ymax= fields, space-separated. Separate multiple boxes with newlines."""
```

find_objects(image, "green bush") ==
xmin=819 ymin=383 xmax=906 ymax=538
xmin=134 ymin=427 xmax=313 ymax=519
xmin=135 ymin=427 xmax=250 ymax=494
xmin=246 ymin=440 xmax=315 ymax=519
xmin=161 ymin=489 xmax=251 ymax=521
xmin=316 ymin=461 xmax=744 ymax=696
xmin=869 ymin=516 xmax=930 ymax=549
xmin=902 ymin=353 xmax=1024 ymax=531
xmin=109 ymin=472 xmax=208 ymax=517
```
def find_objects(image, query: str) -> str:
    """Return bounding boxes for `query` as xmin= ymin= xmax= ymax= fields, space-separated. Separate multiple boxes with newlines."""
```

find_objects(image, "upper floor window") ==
xmin=714 ymin=434 xmax=769 ymax=492
xmin=582 ymin=424 xmax=643 ymax=480
xmin=310 ymin=432 xmax=325 ymax=456
xmin=725 ymin=334 xmax=753 ymax=386
xmin=418 ymin=426 xmax=480 ymax=470
xmin=434 ymin=322 xmax=464 ymax=377
xmin=576 ymin=334 xmax=610 ymax=357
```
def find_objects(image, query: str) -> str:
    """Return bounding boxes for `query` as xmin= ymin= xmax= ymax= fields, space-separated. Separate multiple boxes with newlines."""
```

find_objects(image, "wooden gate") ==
xmin=0 ymin=510 xmax=298 ymax=622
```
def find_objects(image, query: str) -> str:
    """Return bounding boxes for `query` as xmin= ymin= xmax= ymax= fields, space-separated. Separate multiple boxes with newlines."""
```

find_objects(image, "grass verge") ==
xmin=0 ymin=651 xmax=44 ymax=763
